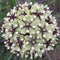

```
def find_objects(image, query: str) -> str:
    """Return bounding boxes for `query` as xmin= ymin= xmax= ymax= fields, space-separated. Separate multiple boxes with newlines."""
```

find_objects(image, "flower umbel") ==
xmin=1 ymin=2 xmax=59 ymax=59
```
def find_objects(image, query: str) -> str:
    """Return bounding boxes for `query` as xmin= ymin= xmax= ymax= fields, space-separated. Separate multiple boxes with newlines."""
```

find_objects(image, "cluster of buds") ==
xmin=1 ymin=2 xmax=60 ymax=59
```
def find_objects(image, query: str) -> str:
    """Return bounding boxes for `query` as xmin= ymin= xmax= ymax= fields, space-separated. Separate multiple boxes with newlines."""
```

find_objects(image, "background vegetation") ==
xmin=0 ymin=0 xmax=60 ymax=60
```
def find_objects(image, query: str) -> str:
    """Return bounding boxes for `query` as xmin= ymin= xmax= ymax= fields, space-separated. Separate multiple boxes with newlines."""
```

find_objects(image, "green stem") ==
xmin=7 ymin=54 xmax=13 ymax=60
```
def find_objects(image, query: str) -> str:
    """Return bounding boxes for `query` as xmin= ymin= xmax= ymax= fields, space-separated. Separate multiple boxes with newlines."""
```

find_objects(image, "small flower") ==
xmin=31 ymin=46 xmax=34 ymax=50
xmin=17 ymin=53 xmax=19 ymax=56
xmin=38 ymin=43 xmax=41 ymax=46
xmin=29 ymin=35 xmax=32 ymax=38
xmin=25 ymin=55 xmax=28 ymax=58
xmin=35 ymin=53 xmax=38 ymax=57
xmin=26 ymin=29 xmax=29 ymax=33
xmin=43 ymin=34 xmax=46 ymax=38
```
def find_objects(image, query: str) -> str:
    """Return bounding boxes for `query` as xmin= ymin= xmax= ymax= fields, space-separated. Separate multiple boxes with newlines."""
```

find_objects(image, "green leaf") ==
xmin=14 ymin=0 xmax=19 ymax=5
xmin=0 ymin=3 xmax=3 ymax=11
xmin=0 ymin=45 xmax=4 ymax=56
xmin=9 ymin=0 xmax=19 ymax=8
xmin=31 ymin=0 xmax=36 ymax=3
xmin=0 ymin=12 xmax=7 ymax=20
xmin=7 ymin=54 xmax=13 ymax=60
xmin=4 ymin=52 xmax=12 ymax=60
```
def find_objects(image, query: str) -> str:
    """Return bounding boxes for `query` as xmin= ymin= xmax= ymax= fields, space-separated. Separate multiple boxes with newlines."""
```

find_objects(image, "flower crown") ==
xmin=1 ymin=2 xmax=59 ymax=59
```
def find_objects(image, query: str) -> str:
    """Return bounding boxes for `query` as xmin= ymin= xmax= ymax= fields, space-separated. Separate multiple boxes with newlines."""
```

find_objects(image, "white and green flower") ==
xmin=1 ymin=2 xmax=59 ymax=59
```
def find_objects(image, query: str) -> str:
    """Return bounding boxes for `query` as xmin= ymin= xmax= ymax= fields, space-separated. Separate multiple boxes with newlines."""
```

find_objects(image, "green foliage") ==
xmin=31 ymin=0 xmax=36 ymax=3
xmin=8 ymin=0 xmax=19 ymax=8
xmin=0 ymin=0 xmax=7 ymax=20
xmin=0 ymin=0 xmax=19 ymax=20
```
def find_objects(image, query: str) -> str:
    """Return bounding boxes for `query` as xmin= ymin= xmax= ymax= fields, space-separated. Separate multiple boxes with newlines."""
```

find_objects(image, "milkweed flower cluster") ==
xmin=1 ymin=2 xmax=60 ymax=59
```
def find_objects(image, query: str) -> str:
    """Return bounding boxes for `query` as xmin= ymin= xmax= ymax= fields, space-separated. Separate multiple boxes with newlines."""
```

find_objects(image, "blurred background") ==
xmin=0 ymin=0 xmax=60 ymax=60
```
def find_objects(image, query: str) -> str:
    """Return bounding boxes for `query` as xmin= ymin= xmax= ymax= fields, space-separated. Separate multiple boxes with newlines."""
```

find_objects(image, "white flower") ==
xmin=1 ymin=2 xmax=58 ymax=59
xmin=20 ymin=38 xmax=24 ymax=41
xmin=31 ymin=18 xmax=34 ymax=21
xmin=23 ymin=18 xmax=26 ymax=21
xmin=5 ymin=29 xmax=8 ymax=32
xmin=53 ymin=21 xmax=56 ymax=24
xmin=10 ymin=19 xmax=13 ymax=22
xmin=26 ymin=41 xmax=29 ymax=45
xmin=4 ymin=41 xmax=7 ymax=44
xmin=37 ymin=6 xmax=40 ymax=9
xmin=1 ymin=30 xmax=3 ymax=32
xmin=56 ymin=27 xmax=59 ymax=30
xmin=2 ymin=24 xmax=4 ymax=27
xmin=17 ymin=48 xmax=20 ymax=51
xmin=4 ymin=18 xmax=10 ymax=21
xmin=57 ymin=33 xmax=60 ymax=36
xmin=7 ymin=12 xmax=11 ymax=16
xmin=48 ymin=30 xmax=52 ymax=33
xmin=37 ymin=31 xmax=40 ymax=34
xmin=26 ymin=29 xmax=29 ymax=33
xmin=30 ymin=56 xmax=33 ymax=59
xmin=9 ymin=34 xmax=12 ymax=37
xmin=23 ymin=45 xmax=25 ymax=48
xmin=32 ymin=41 xmax=35 ymax=44
xmin=40 ymin=16 xmax=43 ymax=19
xmin=26 ymin=23 xmax=29 ymax=25
xmin=7 ymin=46 xmax=10 ymax=49
xmin=41 ymin=4 xmax=43 ymax=7
xmin=25 ymin=55 xmax=28 ymax=58
xmin=47 ymin=7 xmax=49 ymax=10
xmin=35 ymin=53 xmax=38 ymax=57
xmin=41 ymin=50 xmax=45 ymax=53
xmin=43 ymin=10 xmax=45 ymax=13
xmin=54 ymin=35 xmax=57 ymax=37
xmin=19 ymin=4 xmax=21 ymax=6
xmin=17 ymin=53 xmax=19 ymax=56
xmin=46 ymin=23 xmax=48 ymax=26
xmin=52 ymin=44 xmax=55 ymax=46
xmin=38 ymin=43 xmax=41 ymax=46
xmin=15 ymin=32 xmax=18 ymax=34
xmin=20 ymin=25 xmax=23 ymax=28
xmin=31 ymin=9 xmax=34 ymax=12
xmin=32 ymin=26 xmax=35 ymax=28
xmin=12 ymin=43 xmax=16 ymax=46
xmin=13 ymin=7 xmax=16 ymax=9
xmin=14 ymin=24 xmax=17 ymax=27
xmin=2 ymin=34 xmax=5 ymax=37
xmin=30 ymin=2 xmax=32 ymax=5
xmin=43 ymin=34 xmax=46 ymax=38
xmin=38 ymin=23 xmax=41 ymax=26
xmin=31 ymin=46 xmax=34 ymax=50
xmin=29 ymin=35 xmax=32 ymax=38
xmin=49 ymin=15 xmax=52 ymax=18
